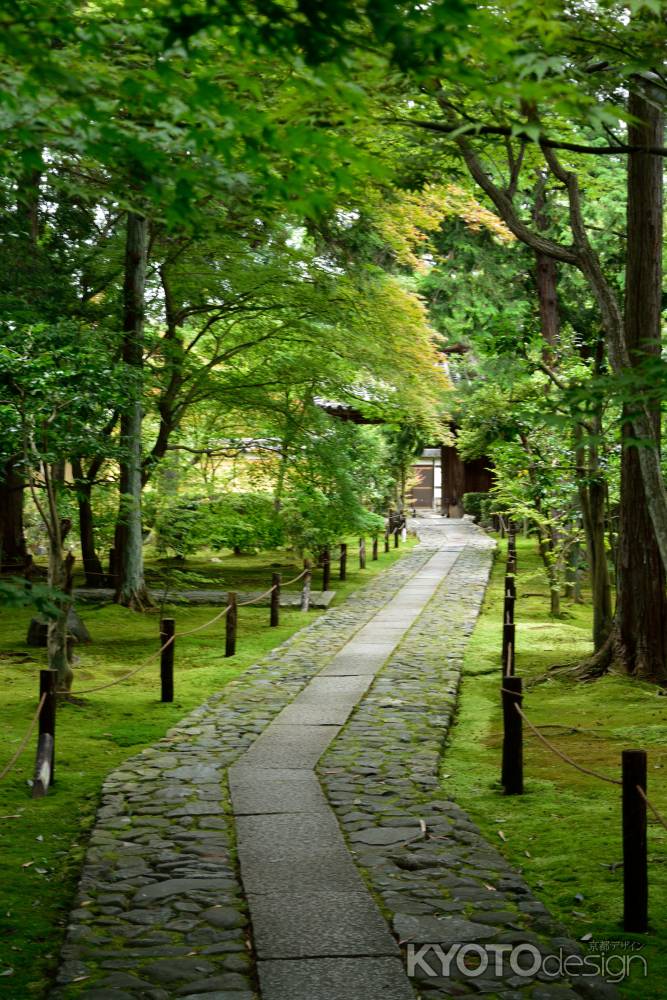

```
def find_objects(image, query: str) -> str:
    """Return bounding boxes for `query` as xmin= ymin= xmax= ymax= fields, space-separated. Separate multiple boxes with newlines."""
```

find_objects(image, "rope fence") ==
xmin=498 ymin=525 xmax=663 ymax=933
xmin=1 ymin=524 xmax=398 ymax=795
xmin=0 ymin=693 xmax=46 ymax=784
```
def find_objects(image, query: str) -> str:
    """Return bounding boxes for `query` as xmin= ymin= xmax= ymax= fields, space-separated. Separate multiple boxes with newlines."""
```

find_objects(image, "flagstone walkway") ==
xmin=52 ymin=517 xmax=617 ymax=1000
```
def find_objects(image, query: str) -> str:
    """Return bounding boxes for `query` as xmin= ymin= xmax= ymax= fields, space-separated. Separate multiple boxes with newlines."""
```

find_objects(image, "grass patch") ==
xmin=444 ymin=536 xmax=667 ymax=998
xmin=0 ymin=535 xmax=415 ymax=997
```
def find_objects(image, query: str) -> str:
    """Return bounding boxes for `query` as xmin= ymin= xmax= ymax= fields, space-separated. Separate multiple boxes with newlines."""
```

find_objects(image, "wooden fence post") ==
xmin=300 ymin=561 xmax=312 ymax=612
xmin=160 ymin=618 xmax=175 ymax=703
xmin=501 ymin=676 xmax=523 ymax=795
xmin=32 ymin=670 xmax=57 ymax=798
xmin=394 ymin=528 xmax=399 ymax=548
xmin=270 ymin=573 xmax=281 ymax=627
xmin=339 ymin=543 xmax=347 ymax=581
xmin=225 ymin=592 xmax=237 ymax=657
xmin=359 ymin=537 xmax=366 ymax=570
xmin=384 ymin=532 xmax=390 ymax=554
xmin=372 ymin=536 xmax=378 ymax=561
xmin=502 ymin=618 xmax=515 ymax=676
xmin=622 ymin=749 xmax=648 ymax=932
xmin=322 ymin=548 xmax=330 ymax=592
xmin=108 ymin=547 xmax=117 ymax=586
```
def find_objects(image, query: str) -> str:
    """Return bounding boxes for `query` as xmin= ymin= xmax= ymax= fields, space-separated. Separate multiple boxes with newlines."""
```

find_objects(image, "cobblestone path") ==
xmin=52 ymin=518 xmax=617 ymax=1000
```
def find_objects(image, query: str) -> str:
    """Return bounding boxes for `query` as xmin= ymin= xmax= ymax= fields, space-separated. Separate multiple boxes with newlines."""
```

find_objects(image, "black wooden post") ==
xmin=225 ymin=592 xmax=237 ymax=657
xmin=270 ymin=573 xmax=281 ymax=627
xmin=33 ymin=670 xmax=57 ymax=798
xmin=322 ymin=548 xmax=331 ymax=592
xmin=502 ymin=573 xmax=516 ymax=674
xmin=503 ymin=581 xmax=516 ymax=623
xmin=160 ymin=618 xmax=175 ymax=703
xmin=501 ymin=676 xmax=523 ymax=794
xmin=384 ymin=532 xmax=390 ymax=554
xmin=339 ymin=543 xmax=347 ymax=581
xmin=394 ymin=528 xmax=399 ymax=548
xmin=622 ymin=749 xmax=648 ymax=932
xmin=359 ymin=537 xmax=366 ymax=570
xmin=372 ymin=536 xmax=378 ymax=561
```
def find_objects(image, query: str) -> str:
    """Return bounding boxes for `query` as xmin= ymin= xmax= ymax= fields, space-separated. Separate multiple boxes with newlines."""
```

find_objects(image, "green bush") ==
xmin=151 ymin=492 xmax=284 ymax=557
xmin=280 ymin=485 xmax=385 ymax=556
xmin=462 ymin=492 xmax=487 ymax=521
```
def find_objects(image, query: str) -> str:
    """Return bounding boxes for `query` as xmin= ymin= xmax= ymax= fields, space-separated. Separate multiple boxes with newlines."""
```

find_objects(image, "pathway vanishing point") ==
xmin=52 ymin=517 xmax=618 ymax=1000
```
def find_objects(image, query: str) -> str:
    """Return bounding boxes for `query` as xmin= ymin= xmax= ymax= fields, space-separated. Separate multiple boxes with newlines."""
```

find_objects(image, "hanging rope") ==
xmin=0 ymin=693 xmax=46 ymax=783
xmin=501 ymin=692 xmax=622 ymax=786
xmin=637 ymin=786 xmax=667 ymax=832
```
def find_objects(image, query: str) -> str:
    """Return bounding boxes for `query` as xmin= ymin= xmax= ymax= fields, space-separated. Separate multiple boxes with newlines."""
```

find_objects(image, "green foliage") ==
xmin=0 ymin=579 xmax=64 ymax=617
xmin=151 ymin=492 xmax=283 ymax=557
xmin=462 ymin=492 xmax=486 ymax=521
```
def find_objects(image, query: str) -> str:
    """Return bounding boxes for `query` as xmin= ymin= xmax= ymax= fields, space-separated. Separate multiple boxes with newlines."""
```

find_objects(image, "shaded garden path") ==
xmin=52 ymin=518 xmax=617 ymax=1000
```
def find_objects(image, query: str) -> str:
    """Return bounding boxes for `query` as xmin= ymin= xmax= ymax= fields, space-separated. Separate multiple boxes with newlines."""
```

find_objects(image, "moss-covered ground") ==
xmin=0 ymin=536 xmax=414 ymax=997
xmin=445 ymin=536 xmax=667 ymax=999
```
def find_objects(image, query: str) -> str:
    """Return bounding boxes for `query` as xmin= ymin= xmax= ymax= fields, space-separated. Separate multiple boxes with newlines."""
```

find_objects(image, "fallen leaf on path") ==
xmin=497 ymin=830 xmax=507 ymax=842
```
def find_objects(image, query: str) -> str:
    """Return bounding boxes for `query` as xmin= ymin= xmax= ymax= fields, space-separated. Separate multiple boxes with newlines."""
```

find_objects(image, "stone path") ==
xmin=52 ymin=517 xmax=617 ymax=1000
xmin=230 ymin=536 xmax=464 ymax=1000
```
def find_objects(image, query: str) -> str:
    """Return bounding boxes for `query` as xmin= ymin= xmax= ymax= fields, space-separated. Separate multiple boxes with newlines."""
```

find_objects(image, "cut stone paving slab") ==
xmin=248 ymin=890 xmax=400 ymax=959
xmin=238 ymin=724 xmax=341 ymax=768
xmin=270 ymin=702 xmax=351 ymax=726
xmin=228 ymin=768 xmax=328 ymax=815
xmin=258 ymin=956 xmax=417 ymax=1000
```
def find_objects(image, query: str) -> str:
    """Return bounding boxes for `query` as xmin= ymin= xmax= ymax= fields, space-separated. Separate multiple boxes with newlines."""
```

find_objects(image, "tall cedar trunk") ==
xmin=72 ymin=458 xmax=105 ymax=587
xmin=576 ymin=428 xmax=612 ymax=649
xmin=531 ymin=194 xmax=561 ymax=617
xmin=0 ymin=461 xmax=28 ymax=571
xmin=2 ymin=171 xmax=41 ymax=574
xmin=115 ymin=212 xmax=151 ymax=609
xmin=46 ymin=464 xmax=73 ymax=691
xmin=614 ymin=85 xmax=667 ymax=681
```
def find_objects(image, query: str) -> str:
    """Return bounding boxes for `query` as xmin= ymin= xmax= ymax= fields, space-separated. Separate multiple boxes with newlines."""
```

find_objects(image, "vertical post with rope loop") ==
xmin=622 ymin=749 xmax=648 ymax=932
xmin=225 ymin=592 xmax=237 ymax=657
xmin=160 ymin=618 xmax=175 ymax=702
xmin=339 ymin=543 xmax=347 ymax=581
xmin=32 ymin=670 xmax=57 ymax=798
xmin=270 ymin=573 xmax=281 ymax=627
xmin=501 ymin=676 xmax=523 ymax=795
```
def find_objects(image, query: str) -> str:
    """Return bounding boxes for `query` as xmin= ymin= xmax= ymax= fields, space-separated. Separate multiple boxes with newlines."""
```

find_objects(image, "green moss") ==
xmin=0 ymin=537 xmax=415 ymax=997
xmin=444 ymin=537 xmax=667 ymax=999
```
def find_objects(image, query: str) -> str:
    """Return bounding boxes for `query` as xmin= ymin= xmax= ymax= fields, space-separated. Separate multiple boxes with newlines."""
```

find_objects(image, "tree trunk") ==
xmin=613 ymin=84 xmax=667 ymax=682
xmin=71 ymin=458 xmax=105 ymax=587
xmin=115 ymin=212 xmax=151 ymax=610
xmin=45 ymin=464 xmax=73 ymax=691
xmin=575 ymin=426 xmax=613 ymax=650
xmin=0 ymin=461 xmax=28 ymax=572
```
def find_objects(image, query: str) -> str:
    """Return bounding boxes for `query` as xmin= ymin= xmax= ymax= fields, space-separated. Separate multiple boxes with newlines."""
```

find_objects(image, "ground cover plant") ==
xmin=0 ymin=537 xmax=415 ymax=997
xmin=445 ymin=537 xmax=667 ymax=999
